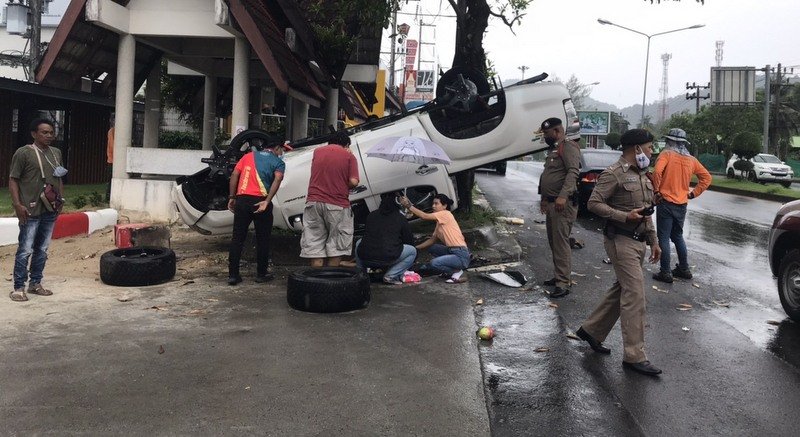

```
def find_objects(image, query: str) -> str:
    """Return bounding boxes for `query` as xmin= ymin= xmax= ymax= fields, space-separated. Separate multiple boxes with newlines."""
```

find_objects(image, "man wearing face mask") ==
xmin=575 ymin=128 xmax=663 ymax=376
xmin=537 ymin=117 xmax=581 ymax=298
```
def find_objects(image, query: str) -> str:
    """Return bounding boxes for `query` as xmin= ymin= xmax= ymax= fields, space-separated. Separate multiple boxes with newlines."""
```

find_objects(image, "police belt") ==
xmin=544 ymin=194 xmax=577 ymax=203
xmin=603 ymin=222 xmax=646 ymax=242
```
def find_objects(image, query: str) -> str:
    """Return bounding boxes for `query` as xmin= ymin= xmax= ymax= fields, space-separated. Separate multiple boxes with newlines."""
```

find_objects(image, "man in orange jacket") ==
xmin=651 ymin=128 xmax=712 ymax=283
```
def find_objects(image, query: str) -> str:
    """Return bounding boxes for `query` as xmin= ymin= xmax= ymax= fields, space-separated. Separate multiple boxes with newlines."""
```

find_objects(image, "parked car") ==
xmin=577 ymin=148 xmax=622 ymax=214
xmin=726 ymin=153 xmax=794 ymax=187
xmin=173 ymin=72 xmax=575 ymax=235
xmin=769 ymin=199 xmax=800 ymax=321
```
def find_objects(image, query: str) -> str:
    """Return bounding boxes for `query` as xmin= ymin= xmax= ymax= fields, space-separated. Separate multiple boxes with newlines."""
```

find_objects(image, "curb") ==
xmin=0 ymin=209 xmax=118 ymax=247
xmin=695 ymin=182 xmax=797 ymax=204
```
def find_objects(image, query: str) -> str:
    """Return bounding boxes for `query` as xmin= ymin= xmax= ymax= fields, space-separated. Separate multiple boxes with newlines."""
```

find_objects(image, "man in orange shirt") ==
xmin=651 ymin=128 xmax=712 ymax=283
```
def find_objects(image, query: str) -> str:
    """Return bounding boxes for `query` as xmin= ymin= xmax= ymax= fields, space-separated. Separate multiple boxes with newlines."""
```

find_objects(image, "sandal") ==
xmin=28 ymin=283 xmax=53 ymax=296
xmin=445 ymin=277 xmax=468 ymax=284
xmin=10 ymin=290 xmax=28 ymax=302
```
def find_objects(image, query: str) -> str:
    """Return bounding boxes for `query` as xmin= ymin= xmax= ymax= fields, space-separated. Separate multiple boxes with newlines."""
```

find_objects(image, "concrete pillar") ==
xmin=143 ymin=63 xmax=161 ymax=148
xmin=112 ymin=33 xmax=135 ymax=181
xmin=323 ymin=86 xmax=339 ymax=132
xmin=290 ymin=97 xmax=309 ymax=140
xmin=231 ymin=36 xmax=250 ymax=136
xmin=202 ymin=75 xmax=217 ymax=150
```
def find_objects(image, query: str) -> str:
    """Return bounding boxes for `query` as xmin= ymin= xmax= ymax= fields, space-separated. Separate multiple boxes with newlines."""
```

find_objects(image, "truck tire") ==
xmin=287 ymin=267 xmax=370 ymax=313
xmin=100 ymin=246 xmax=176 ymax=287
xmin=778 ymin=250 xmax=800 ymax=322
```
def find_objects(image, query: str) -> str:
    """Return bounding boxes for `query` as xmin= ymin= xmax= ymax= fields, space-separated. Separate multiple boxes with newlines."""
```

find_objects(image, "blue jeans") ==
xmin=355 ymin=240 xmax=418 ymax=281
xmin=13 ymin=212 xmax=58 ymax=290
xmin=656 ymin=202 xmax=688 ymax=273
xmin=428 ymin=244 xmax=470 ymax=275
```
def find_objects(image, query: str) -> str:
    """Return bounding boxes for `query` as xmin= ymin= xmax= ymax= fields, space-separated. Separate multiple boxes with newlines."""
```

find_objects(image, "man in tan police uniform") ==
xmin=575 ymin=128 xmax=663 ymax=376
xmin=538 ymin=117 xmax=581 ymax=298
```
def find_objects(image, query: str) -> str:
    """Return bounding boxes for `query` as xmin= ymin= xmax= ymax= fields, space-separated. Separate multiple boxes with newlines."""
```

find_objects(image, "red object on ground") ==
xmin=115 ymin=224 xmax=151 ymax=248
xmin=52 ymin=213 xmax=89 ymax=239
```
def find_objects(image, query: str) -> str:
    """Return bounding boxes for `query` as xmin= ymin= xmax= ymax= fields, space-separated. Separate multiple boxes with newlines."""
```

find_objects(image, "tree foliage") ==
xmin=605 ymin=132 xmax=621 ymax=150
xmin=554 ymin=75 xmax=591 ymax=109
xmin=730 ymin=131 xmax=762 ymax=161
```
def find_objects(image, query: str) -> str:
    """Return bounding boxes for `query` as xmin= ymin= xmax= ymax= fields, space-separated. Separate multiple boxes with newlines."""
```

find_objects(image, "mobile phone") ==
xmin=641 ymin=205 xmax=655 ymax=216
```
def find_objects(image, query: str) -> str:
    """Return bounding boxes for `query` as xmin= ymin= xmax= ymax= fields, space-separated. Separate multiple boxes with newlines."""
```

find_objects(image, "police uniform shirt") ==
xmin=538 ymin=139 xmax=581 ymax=199
xmin=587 ymin=157 xmax=657 ymax=245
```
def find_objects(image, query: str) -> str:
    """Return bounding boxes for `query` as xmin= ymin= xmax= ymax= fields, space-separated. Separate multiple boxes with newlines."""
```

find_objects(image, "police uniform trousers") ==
xmin=545 ymin=201 xmax=577 ymax=289
xmin=582 ymin=234 xmax=648 ymax=363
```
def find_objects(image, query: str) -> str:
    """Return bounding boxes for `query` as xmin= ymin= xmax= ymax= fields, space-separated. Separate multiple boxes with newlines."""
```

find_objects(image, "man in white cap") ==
xmin=651 ymin=128 xmax=712 ymax=283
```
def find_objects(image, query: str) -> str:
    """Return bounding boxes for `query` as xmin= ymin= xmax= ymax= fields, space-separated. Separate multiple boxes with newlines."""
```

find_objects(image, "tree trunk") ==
xmin=452 ymin=0 xmax=490 ymax=70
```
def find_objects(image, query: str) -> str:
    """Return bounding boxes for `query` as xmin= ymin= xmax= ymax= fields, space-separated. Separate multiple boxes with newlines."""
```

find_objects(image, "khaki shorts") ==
xmin=299 ymin=202 xmax=354 ymax=258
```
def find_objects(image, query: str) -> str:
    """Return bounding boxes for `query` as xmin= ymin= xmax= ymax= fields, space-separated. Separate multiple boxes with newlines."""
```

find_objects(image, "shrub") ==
xmin=72 ymin=195 xmax=87 ymax=209
xmin=730 ymin=131 xmax=761 ymax=161
xmin=604 ymin=132 xmax=621 ymax=150
xmin=88 ymin=191 xmax=104 ymax=206
xmin=733 ymin=160 xmax=754 ymax=173
xmin=159 ymin=130 xmax=202 ymax=150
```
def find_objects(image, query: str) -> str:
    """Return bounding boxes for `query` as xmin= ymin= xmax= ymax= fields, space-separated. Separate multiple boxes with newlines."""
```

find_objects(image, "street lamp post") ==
xmin=597 ymin=19 xmax=704 ymax=128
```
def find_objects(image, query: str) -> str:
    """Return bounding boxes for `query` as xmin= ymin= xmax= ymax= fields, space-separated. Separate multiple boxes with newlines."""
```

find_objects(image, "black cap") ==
xmin=537 ymin=117 xmax=562 ymax=133
xmin=620 ymin=129 xmax=654 ymax=148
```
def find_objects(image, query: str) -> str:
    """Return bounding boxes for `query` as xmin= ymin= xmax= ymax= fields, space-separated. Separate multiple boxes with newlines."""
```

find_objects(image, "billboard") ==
xmin=405 ymin=40 xmax=418 ymax=68
xmin=577 ymin=111 xmax=611 ymax=135
xmin=710 ymin=67 xmax=757 ymax=105
xmin=416 ymin=70 xmax=435 ymax=92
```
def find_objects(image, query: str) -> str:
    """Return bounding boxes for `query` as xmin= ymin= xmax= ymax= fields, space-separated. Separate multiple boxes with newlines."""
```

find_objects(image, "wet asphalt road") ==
xmin=472 ymin=161 xmax=800 ymax=436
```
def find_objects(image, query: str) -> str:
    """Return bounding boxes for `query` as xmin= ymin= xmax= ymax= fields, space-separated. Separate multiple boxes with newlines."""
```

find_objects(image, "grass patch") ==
xmin=700 ymin=175 xmax=800 ymax=199
xmin=0 ymin=183 xmax=109 ymax=217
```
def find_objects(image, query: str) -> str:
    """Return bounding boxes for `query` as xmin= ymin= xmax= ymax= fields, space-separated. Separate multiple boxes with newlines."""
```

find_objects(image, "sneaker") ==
xmin=383 ymin=276 xmax=403 ymax=285
xmin=254 ymin=273 xmax=275 ymax=283
xmin=652 ymin=270 xmax=673 ymax=283
xmin=671 ymin=265 xmax=693 ymax=280
xmin=9 ymin=288 xmax=28 ymax=302
xmin=27 ymin=283 xmax=53 ymax=296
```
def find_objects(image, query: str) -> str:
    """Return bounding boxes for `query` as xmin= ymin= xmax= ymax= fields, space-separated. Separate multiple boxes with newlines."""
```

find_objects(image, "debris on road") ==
xmin=712 ymin=300 xmax=730 ymax=308
xmin=677 ymin=303 xmax=693 ymax=311
xmin=477 ymin=326 xmax=495 ymax=340
xmin=767 ymin=320 xmax=781 ymax=326
xmin=547 ymin=302 xmax=559 ymax=309
xmin=692 ymin=283 xmax=701 ymax=288
xmin=534 ymin=347 xmax=550 ymax=353
xmin=566 ymin=331 xmax=580 ymax=340
xmin=158 ymin=345 xmax=165 ymax=354
xmin=481 ymin=271 xmax=527 ymax=288
xmin=117 ymin=296 xmax=133 ymax=302
xmin=569 ymin=237 xmax=584 ymax=249
xmin=602 ymin=258 xmax=611 ymax=264
xmin=475 ymin=298 xmax=484 ymax=306
xmin=682 ymin=327 xmax=690 ymax=332
xmin=496 ymin=216 xmax=525 ymax=225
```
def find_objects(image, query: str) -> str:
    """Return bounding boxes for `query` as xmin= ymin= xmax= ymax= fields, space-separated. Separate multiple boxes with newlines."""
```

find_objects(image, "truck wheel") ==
xmin=495 ymin=161 xmax=507 ymax=176
xmin=726 ymin=168 xmax=735 ymax=179
xmin=778 ymin=250 xmax=800 ymax=322
xmin=100 ymin=246 xmax=176 ymax=287
xmin=287 ymin=267 xmax=370 ymax=313
xmin=781 ymin=181 xmax=792 ymax=188
xmin=747 ymin=171 xmax=758 ymax=182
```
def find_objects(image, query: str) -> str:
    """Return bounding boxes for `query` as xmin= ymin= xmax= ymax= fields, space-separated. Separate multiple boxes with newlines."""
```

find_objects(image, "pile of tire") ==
xmin=100 ymin=246 xmax=176 ymax=287
xmin=287 ymin=267 xmax=370 ymax=313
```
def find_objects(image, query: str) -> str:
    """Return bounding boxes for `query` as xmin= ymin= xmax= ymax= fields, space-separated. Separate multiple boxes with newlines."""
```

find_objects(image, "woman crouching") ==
xmin=400 ymin=193 xmax=470 ymax=283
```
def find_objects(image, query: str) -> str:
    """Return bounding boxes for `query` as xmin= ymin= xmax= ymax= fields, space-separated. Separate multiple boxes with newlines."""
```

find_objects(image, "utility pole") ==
xmin=685 ymin=82 xmax=710 ymax=114
xmin=762 ymin=65 xmax=771 ymax=154
xmin=773 ymin=63 xmax=782 ymax=156
xmin=518 ymin=65 xmax=529 ymax=80
xmin=388 ymin=8 xmax=398 ymax=92
xmin=29 ymin=0 xmax=43 ymax=83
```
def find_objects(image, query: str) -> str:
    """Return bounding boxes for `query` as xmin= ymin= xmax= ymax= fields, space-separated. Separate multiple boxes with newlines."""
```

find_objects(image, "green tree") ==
xmin=604 ymin=132 xmax=621 ymax=150
xmin=730 ymin=131 xmax=761 ymax=160
xmin=554 ymin=75 xmax=591 ymax=109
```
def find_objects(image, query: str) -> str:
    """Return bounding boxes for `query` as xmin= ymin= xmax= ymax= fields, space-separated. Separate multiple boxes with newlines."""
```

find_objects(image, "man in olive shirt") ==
xmin=576 ymin=128 xmax=663 ymax=377
xmin=8 ymin=118 xmax=64 ymax=302
xmin=537 ymin=117 xmax=581 ymax=298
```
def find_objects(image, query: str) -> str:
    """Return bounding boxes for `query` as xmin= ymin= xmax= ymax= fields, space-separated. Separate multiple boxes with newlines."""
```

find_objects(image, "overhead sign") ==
xmin=710 ymin=67 xmax=757 ymax=105
xmin=577 ymin=111 xmax=611 ymax=135
xmin=405 ymin=39 xmax=418 ymax=68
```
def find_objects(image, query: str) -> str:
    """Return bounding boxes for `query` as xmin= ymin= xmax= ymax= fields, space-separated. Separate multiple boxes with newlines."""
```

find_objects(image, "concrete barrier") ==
xmin=0 ymin=208 xmax=119 ymax=247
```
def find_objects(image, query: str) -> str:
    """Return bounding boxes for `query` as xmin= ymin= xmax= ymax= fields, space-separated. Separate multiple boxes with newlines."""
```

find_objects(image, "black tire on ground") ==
xmin=287 ymin=267 xmax=370 ymax=313
xmin=100 ymin=246 xmax=176 ymax=287
xmin=726 ymin=168 xmax=735 ymax=179
xmin=781 ymin=181 xmax=792 ymax=188
xmin=747 ymin=170 xmax=758 ymax=182
xmin=778 ymin=249 xmax=800 ymax=322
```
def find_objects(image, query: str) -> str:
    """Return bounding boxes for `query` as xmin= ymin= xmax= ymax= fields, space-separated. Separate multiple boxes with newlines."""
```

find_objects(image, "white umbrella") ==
xmin=366 ymin=136 xmax=452 ymax=165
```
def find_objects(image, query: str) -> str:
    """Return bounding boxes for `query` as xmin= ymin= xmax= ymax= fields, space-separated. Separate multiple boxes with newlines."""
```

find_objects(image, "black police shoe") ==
xmin=576 ymin=327 xmax=611 ymax=354
xmin=227 ymin=276 xmax=242 ymax=286
xmin=542 ymin=277 xmax=557 ymax=286
xmin=623 ymin=360 xmax=662 ymax=376
xmin=549 ymin=287 xmax=570 ymax=299
xmin=671 ymin=265 xmax=693 ymax=280
xmin=652 ymin=270 xmax=674 ymax=283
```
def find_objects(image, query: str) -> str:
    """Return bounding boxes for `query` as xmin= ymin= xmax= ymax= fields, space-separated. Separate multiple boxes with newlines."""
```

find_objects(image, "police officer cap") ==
xmin=538 ymin=117 xmax=562 ymax=132
xmin=620 ymin=129 xmax=654 ymax=148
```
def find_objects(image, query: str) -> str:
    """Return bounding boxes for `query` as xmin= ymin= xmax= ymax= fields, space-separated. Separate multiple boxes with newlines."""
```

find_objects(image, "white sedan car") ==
xmin=173 ymin=73 xmax=575 ymax=235
xmin=726 ymin=153 xmax=794 ymax=187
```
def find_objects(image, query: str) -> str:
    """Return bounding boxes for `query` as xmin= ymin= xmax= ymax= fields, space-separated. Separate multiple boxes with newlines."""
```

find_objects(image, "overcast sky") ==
xmin=384 ymin=0 xmax=800 ymax=108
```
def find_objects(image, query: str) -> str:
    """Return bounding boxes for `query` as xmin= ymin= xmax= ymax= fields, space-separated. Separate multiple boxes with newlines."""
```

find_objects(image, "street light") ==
xmin=597 ymin=18 xmax=704 ymax=127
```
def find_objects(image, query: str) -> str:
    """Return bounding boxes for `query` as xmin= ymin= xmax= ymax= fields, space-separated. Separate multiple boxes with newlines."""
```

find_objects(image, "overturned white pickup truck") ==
xmin=173 ymin=73 xmax=575 ymax=235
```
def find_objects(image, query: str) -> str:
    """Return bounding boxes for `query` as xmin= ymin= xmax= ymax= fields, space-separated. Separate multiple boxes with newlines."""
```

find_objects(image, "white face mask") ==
xmin=635 ymin=146 xmax=650 ymax=169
